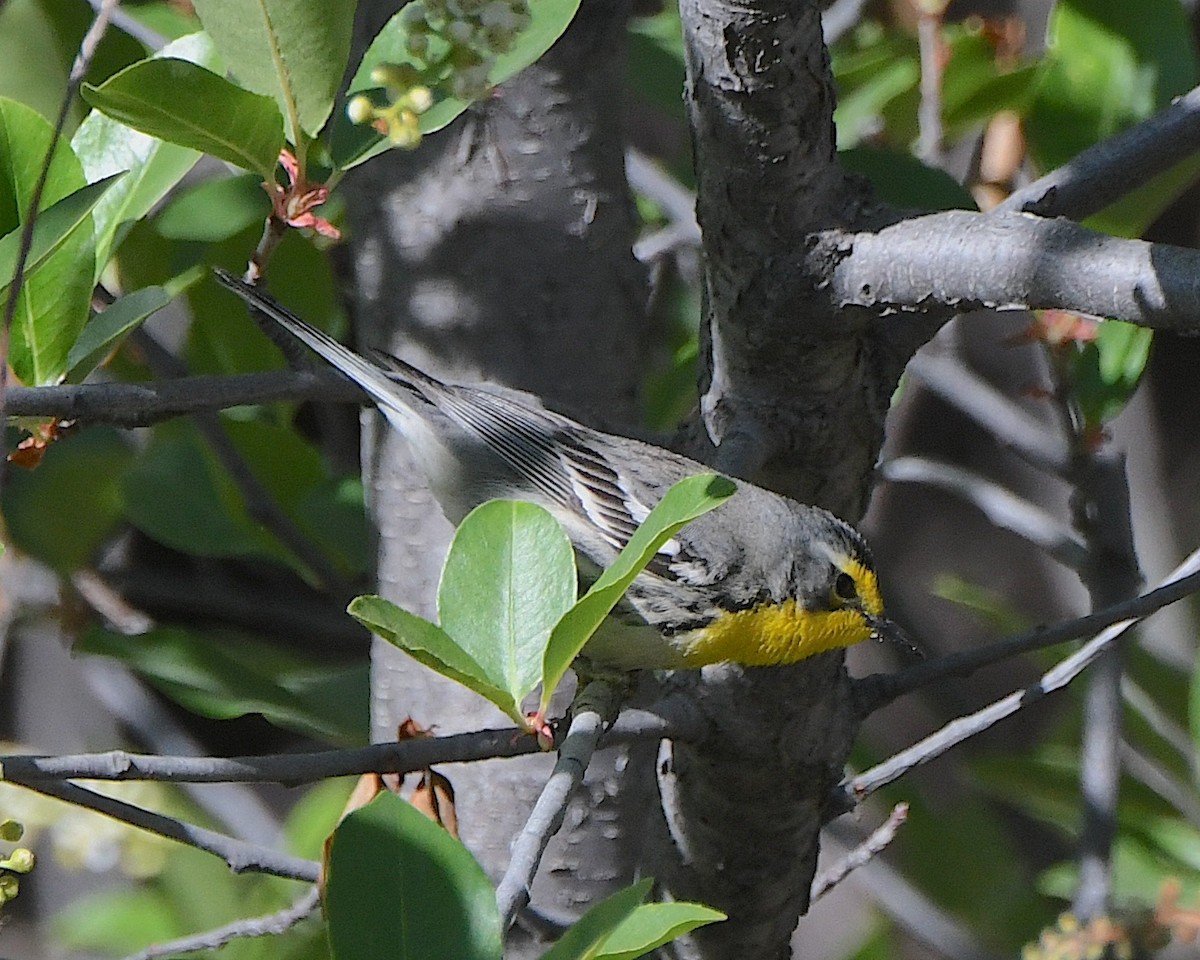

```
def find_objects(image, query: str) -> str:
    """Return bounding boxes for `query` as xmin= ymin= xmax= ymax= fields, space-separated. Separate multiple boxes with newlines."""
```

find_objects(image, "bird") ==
xmin=215 ymin=268 xmax=906 ymax=671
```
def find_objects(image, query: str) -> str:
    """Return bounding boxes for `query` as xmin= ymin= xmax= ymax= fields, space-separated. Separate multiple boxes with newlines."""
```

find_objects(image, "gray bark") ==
xmin=343 ymin=0 xmax=653 ymax=952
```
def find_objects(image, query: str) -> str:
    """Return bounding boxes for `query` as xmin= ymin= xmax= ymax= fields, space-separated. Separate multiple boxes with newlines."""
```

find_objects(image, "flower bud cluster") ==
xmin=0 ymin=819 xmax=34 ymax=908
xmin=347 ymin=0 xmax=532 ymax=147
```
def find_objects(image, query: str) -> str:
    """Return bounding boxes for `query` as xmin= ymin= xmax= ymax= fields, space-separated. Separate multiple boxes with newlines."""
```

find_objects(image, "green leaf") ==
xmin=1071 ymin=319 xmax=1153 ymax=429
xmin=82 ymin=58 xmax=284 ymax=177
xmin=0 ymin=0 xmax=70 ymax=125
xmin=838 ymin=147 xmax=975 ymax=212
xmin=65 ymin=285 xmax=172 ymax=383
xmin=2 ymin=427 xmax=132 ymax=572
xmin=193 ymin=0 xmax=357 ymax=142
xmin=121 ymin=416 xmax=362 ymax=581
xmin=0 ymin=100 xmax=109 ymax=385
xmin=71 ymin=33 xmax=220 ymax=277
xmin=539 ymin=880 xmax=652 ymax=960
xmin=831 ymin=28 xmax=919 ymax=150
xmin=439 ymin=500 xmax=577 ymax=706
xmin=79 ymin=626 xmax=369 ymax=744
xmin=349 ymin=595 xmax=520 ymax=721
xmin=154 ymin=172 xmax=271 ymax=242
xmin=595 ymin=902 xmax=726 ymax=960
xmin=1027 ymin=0 xmax=1198 ymax=172
xmin=540 ymin=474 xmax=736 ymax=712
xmin=326 ymin=792 xmax=503 ymax=960
xmin=332 ymin=0 xmax=583 ymax=169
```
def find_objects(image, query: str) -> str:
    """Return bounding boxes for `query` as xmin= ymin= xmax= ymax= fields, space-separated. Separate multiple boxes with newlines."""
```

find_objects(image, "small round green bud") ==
xmin=0 ymin=874 xmax=18 ymax=904
xmin=371 ymin=62 xmax=419 ymax=91
xmin=0 ymin=820 xmax=23 ymax=843
xmin=405 ymin=86 xmax=434 ymax=113
xmin=346 ymin=95 xmax=377 ymax=125
xmin=2 ymin=849 xmax=34 ymax=874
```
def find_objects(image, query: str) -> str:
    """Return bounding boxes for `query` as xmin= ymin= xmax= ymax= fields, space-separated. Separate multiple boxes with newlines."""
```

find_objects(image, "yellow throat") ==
xmin=680 ymin=557 xmax=883 ymax=667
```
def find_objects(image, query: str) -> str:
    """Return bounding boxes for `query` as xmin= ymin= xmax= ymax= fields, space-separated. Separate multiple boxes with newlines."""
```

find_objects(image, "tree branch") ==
xmin=12 ymin=780 xmax=319 ymax=881
xmin=880 ymin=456 xmax=1088 ymax=568
xmin=495 ymin=681 xmax=620 ymax=930
xmin=841 ymin=546 xmax=1200 ymax=809
xmin=823 ymin=210 xmax=1200 ymax=333
xmin=999 ymin=84 xmax=1200 ymax=221
xmin=0 ymin=706 xmax=691 ymax=786
xmin=121 ymin=887 xmax=321 ymax=960
xmin=854 ymin=544 xmax=1200 ymax=716
xmin=5 ymin=369 xmax=359 ymax=427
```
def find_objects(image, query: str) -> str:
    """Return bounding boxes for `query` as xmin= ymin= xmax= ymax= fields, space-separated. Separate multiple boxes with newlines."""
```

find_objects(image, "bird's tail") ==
xmin=213 ymin=268 xmax=430 ymax=419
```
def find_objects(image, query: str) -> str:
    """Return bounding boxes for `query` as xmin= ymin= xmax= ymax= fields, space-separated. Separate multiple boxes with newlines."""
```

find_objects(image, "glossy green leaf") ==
xmin=539 ymin=880 xmax=651 ymax=960
xmin=1027 ymin=0 xmax=1197 ymax=172
xmin=155 ymin=172 xmax=271 ymax=242
xmin=326 ymin=792 xmax=503 ymax=960
xmin=0 ymin=0 xmax=70 ymax=124
xmin=0 ymin=100 xmax=108 ymax=385
xmin=349 ymin=594 xmax=519 ymax=720
xmin=332 ymin=0 xmax=582 ymax=169
xmin=193 ymin=0 xmax=357 ymax=141
xmin=439 ymin=500 xmax=577 ymax=705
xmin=540 ymin=475 xmax=735 ymax=711
xmin=71 ymin=33 xmax=220 ymax=277
xmin=65 ymin=284 xmax=172 ymax=382
xmin=2 ymin=427 xmax=132 ymax=572
xmin=82 ymin=58 xmax=284 ymax=177
xmin=79 ymin=626 xmax=369 ymax=744
xmin=120 ymin=416 xmax=358 ymax=581
xmin=595 ymin=902 xmax=726 ymax=960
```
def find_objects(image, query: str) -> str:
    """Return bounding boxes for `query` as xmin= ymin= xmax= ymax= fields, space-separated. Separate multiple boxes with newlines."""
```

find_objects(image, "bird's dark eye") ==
xmin=832 ymin=571 xmax=857 ymax=605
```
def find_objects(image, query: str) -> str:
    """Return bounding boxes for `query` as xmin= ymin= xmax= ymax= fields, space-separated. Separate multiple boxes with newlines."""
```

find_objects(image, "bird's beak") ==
xmin=866 ymin=613 xmax=923 ymax=659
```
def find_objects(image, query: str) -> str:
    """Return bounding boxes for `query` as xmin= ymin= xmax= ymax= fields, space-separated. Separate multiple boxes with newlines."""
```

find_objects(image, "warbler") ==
xmin=216 ymin=270 xmax=904 ymax=670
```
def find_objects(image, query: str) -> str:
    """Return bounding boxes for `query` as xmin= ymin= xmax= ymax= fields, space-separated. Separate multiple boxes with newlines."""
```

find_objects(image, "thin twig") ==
xmin=906 ymin=352 xmax=1070 ymax=475
xmin=0 ymin=0 xmax=120 ymax=427
xmin=811 ymin=802 xmax=908 ymax=902
xmin=1122 ymin=676 xmax=1195 ymax=773
xmin=915 ymin=12 xmax=944 ymax=166
xmin=495 ymin=680 xmax=622 ymax=929
xmin=1119 ymin=741 xmax=1200 ymax=833
xmin=881 ymin=456 xmax=1088 ymax=568
xmin=998 ymin=84 xmax=1200 ymax=221
xmin=841 ymin=547 xmax=1200 ymax=808
xmin=821 ymin=815 xmax=1001 ymax=960
xmin=0 ymin=706 xmax=687 ymax=786
xmin=12 ymin=780 xmax=319 ymax=881
xmin=5 ymin=368 xmax=360 ymax=425
xmin=121 ymin=887 xmax=321 ymax=960
xmin=853 ymin=545 xmax=1200 ymax=716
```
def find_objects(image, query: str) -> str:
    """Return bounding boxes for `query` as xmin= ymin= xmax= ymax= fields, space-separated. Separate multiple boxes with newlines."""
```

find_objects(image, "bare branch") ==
xmin=824 ymin=211 xmax=1200 ymax=334
xmin=495 ymin=681 xmax=621 ymax=929
xmin=905 ymin=352 xmax=1070 ymax=474
xmin=5 ymin=369 xmax=359 ymax=426
xmin=1120 ymin=741 xmax=1200 ymax=833
xmin=881 ymin=456 xmax=1087 ymax=568
xmin=811 ymin=802 xmax=908 ymax=903
xmin=842 ymin=547 xmax=1200 ymax=807
xmin=0 ymin=705 xmax=691 ymax=786
xmin=854 ymin=546 xmax=1200 ymax=716
xmin=121 ymin=887 xmax=321 ymax=960
xmin=999 ymin=85 xmax=1200 ymax=221
xmin=12 ymin=780 xmax=319 ymax=881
